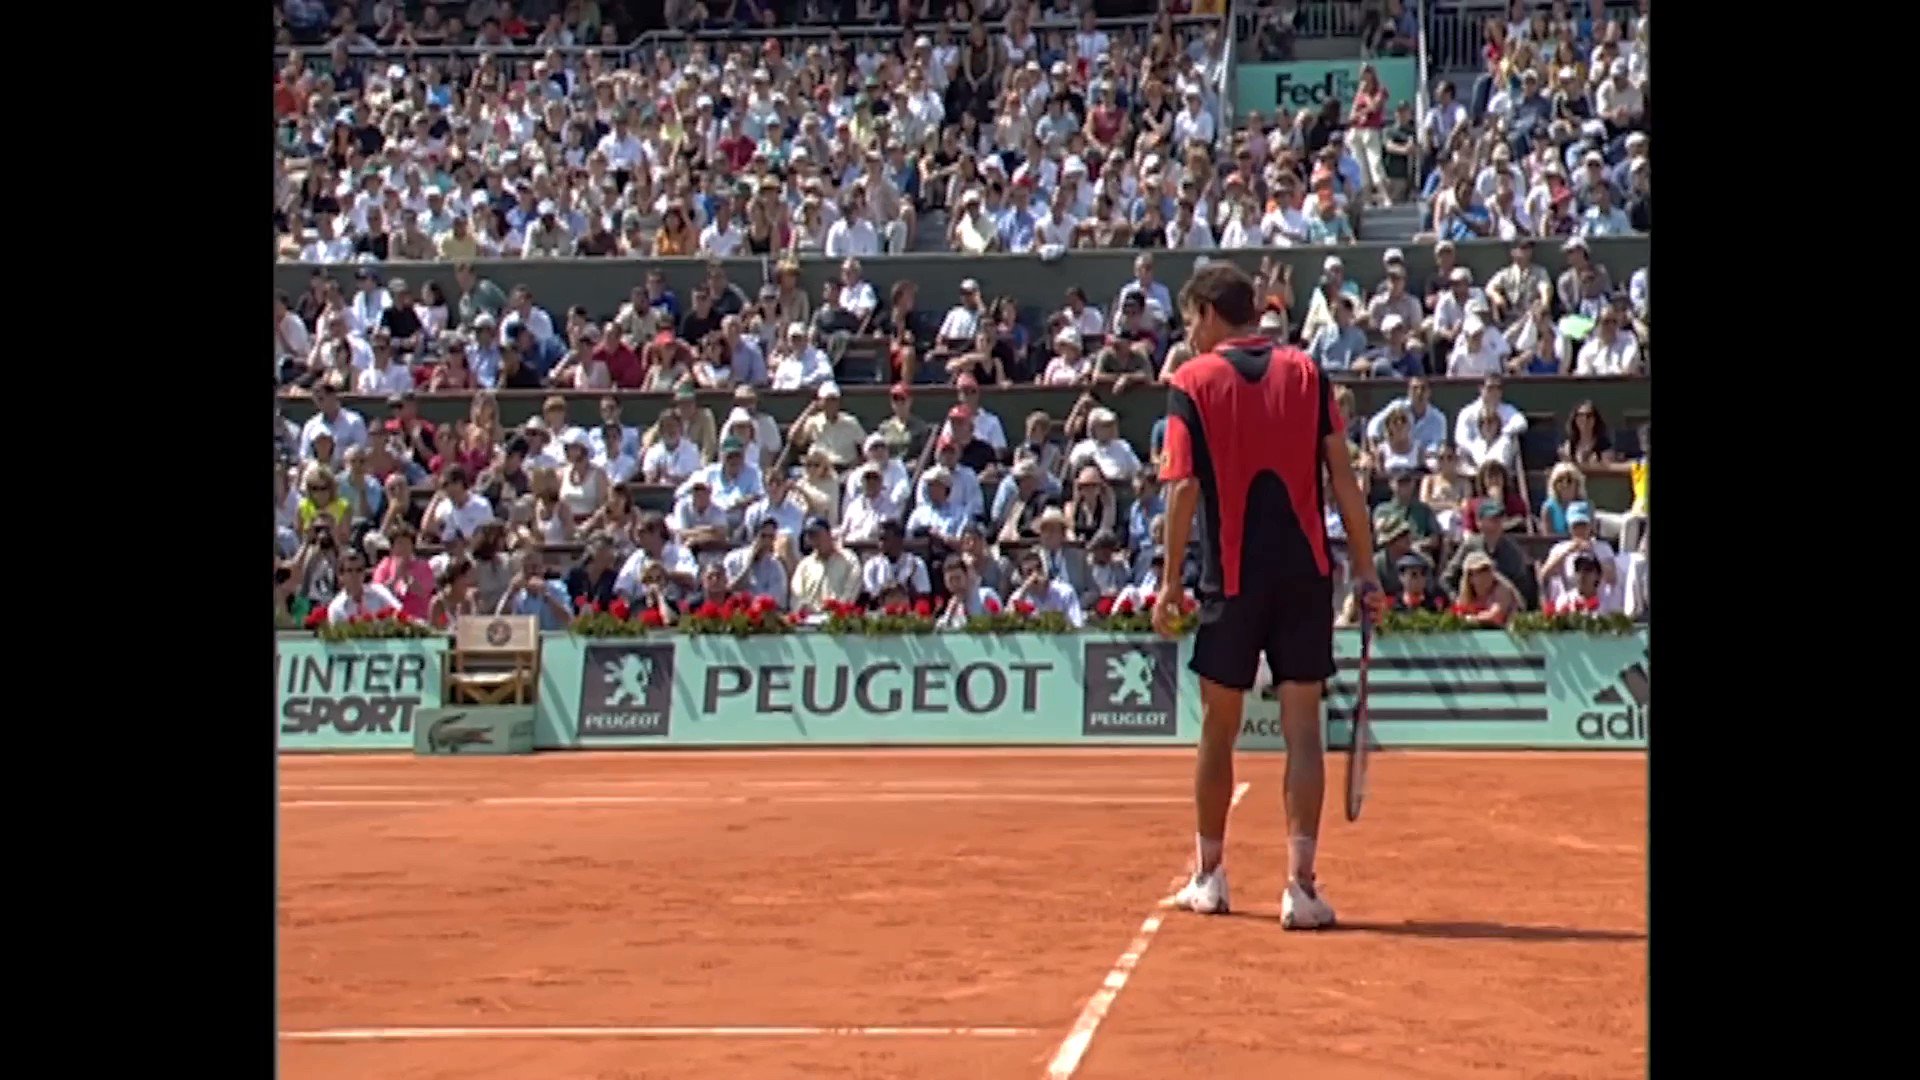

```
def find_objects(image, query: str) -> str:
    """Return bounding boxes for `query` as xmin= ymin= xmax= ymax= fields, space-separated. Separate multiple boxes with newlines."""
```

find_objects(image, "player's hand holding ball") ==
xmin=1152 ymin=586 xmax=1184 ymax=640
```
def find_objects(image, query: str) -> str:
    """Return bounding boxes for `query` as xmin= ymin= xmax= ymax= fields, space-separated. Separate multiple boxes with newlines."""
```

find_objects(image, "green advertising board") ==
xmin=538 ymin=634 xmax=1206 ymax=748
xmin=275 ymin=636 xmax=447 ymax=751
xmin=276 ymin=631 xmax=1646 ymax=753
xmin=1234 ymin=56 xmax=1421 ymax=118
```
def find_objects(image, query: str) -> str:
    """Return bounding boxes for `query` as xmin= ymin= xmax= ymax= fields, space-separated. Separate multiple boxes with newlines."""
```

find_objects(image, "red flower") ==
xmin=750 ymin=595 xmax=778 ymax=617
xmin=638 ymin=607 xmax=665 ymax=627
xmin=794 ymin=606 xmax=812 ymax=620
xmin=696 ymin=601 xmax=723 ymax=620
xmin=1012 ymin=600 xmax=1036 ymax=616
xmin=304 ymin=606 xmax=328 ymax=629
xmin=377 ymin=608 xmax=397 ymax=620
xmin=1180 ymin=595 xmax=1197 ymax=613
xmin=1116 ymin=598 xmax=1135 ymax=615
xmin=1095 ymin=595 xmax=1115 ymax=617
xmin=912 ymin=597 xmax=933 ymax=617
xmin=609 ymin=597 xmax=632 ymax=620
xmin=574 ymin=595 xmax=593 ymax=613
xmin=884 ymin=600 xmax=908 ymax=617
xmin=984 ymin=597 xmax=1002 ymax=614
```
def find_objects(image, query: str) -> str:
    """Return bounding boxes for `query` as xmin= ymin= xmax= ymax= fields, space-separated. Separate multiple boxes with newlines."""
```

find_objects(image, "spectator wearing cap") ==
xmin=299 ymin=383 xmax=368 ymax=467
xmin=862 ymin=520 xmax=932 ymax=601
xmin=768 ymin=323 xmax=833 ymax=391
xmin=1042 ymin=328 xmax=1093 ymax=385
xmin=1539 ymin=501 xmax=1619 ymax=608
xmin=723 ymin=517 xmax=791 ymax=611
xmin=614 ymin=513 xmax=699 ymax=600
xmin=645 ymin=386 xmax=719 ymax=463
xmin=853 ymin=433 xmax=912 ymax=510
xmin=791 ymin=518 xmax=862 ymax=610
xmin=744 ymin=467 xmax=808 ymax=556
xmin=1069 ymin=406 xmax=1143 ymax=483
xmin=1443 ymin=500 xmax=1539 ymax=612
xmin=915 ymin=434 xmax=983 ymax=523
xmin=465 ymin=315 xmax=507 ymax=388
xmin=681 ymin=436 xmax=765 ymax=526
xmin=937 ymin=375 xmax=1008 ymax=453
xmin=939 ymin=408 xmax=1000 ymax=477
xmin=906 ymin=466 xmax=973 ymax=545
xmin=1448 ymin=314 xmax=1510 ymax=378
xmin=1374 ymin=467 xmax=1442 ymax=551
xmin=1084 ymin=531 xmax=1133 ymax=600
xmin=565 ymin=533 xmax=623 ymax=613
xmin=668 ymin=473 xmax=731 ymax=549
xmin=1007 ymin=540 xmax=1086 ymax=629
xmin=1389 ymin=552 xmax=1450 ymax=613
xmin=1556 ymin=238 xmax=1615 ymax=317
xmin=1451 ymin=550 xmax=1525 ymax=628
xmin=876 ymin=383 xmax=931 ymax=460
xmin=1364 ymin=260 xmax=1423 ymax=334
xmin=1548 ymin=551 xmax=1619 ymax=615
xmin=794 ymin=382 xmax=867 ymax=469
xmin=838 ymin=463 xmax=901 ymax=546
xmin=1485 ymin=238 xmax=1553 ymax=326
xmin=1300 ymin=255 xmax=1364 ymax=344
xmin=1367 ymin=314 xmax=1425 ymax=379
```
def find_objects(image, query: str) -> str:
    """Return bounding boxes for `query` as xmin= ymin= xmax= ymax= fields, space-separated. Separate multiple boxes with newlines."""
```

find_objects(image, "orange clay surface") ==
xmin=279 ymin=749 xmax=1646 ymax=1080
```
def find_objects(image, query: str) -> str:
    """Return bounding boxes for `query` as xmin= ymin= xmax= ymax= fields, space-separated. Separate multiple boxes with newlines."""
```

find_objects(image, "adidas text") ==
xmin=1576 ymin=707 xmax=1645 ymax=741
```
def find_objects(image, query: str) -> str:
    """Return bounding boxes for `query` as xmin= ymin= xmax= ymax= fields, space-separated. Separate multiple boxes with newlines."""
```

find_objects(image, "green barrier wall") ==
xmin=275 ymin=637 xmax=448 ymax=751
xmin=274 ymin=238 xmax=1647 ymax=326
xmin=273 ymin=631 xmax=1646 ymax=752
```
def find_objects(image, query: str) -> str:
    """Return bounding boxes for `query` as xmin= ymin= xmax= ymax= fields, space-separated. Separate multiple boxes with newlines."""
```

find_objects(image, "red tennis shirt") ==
xmin=1158 ymin=338 xmax=1342 ymax=598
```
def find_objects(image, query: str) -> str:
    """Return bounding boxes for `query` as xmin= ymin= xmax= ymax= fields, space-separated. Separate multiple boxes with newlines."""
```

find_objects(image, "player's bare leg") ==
xmin=1172 ymin=675 xmax=1243 ymax=914
xmin=1277 ymin=679 xmax=1337 ymax=929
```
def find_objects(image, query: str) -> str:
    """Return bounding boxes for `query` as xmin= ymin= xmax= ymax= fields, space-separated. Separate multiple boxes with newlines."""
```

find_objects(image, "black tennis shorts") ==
xmin=1189 ymin=575 xmax=1337 ymax=692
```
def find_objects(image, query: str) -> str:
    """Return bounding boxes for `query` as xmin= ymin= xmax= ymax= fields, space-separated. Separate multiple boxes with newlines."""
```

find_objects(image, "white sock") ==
xmin=1195 ymin=835 xmax=1224 ymax=875
xmin=1288 ymin=835 xmax=1317 ymax=887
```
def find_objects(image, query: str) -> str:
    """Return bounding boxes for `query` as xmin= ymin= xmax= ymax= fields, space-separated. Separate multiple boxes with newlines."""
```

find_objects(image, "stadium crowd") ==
xmin=272 ymin=1 xmax=1650 ymax=632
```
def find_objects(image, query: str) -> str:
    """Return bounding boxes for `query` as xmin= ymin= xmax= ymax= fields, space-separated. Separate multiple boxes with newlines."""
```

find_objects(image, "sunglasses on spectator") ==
xmin=1401 ymin=568 xmax=1427 ymax=578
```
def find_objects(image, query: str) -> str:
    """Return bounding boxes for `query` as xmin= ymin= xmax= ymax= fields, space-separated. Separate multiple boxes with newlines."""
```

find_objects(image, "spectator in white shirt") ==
xmin=1062 ymin=287 xmax=1105 ymax=337
xmin=613 ymin=513 xmax=700 ymax=597
xmin=851 ymin=433 xmax=912 ymax=510
xmin=769 ymin=323 xmax=835 ymax=390
xmin=824 ymin=192 xmax=883 ymax=257
xmin=1452 ymin=376 xmax=1530 ymax=448
xmin=698 ymin=196 xmax=745 ymax=255
xmin=349 ymin=268 xmax=392 ymax=332
xmin=354 ymin=331 xmax=415 ymax=395
xmin=1165 ymin=199 xmax=1216 ymax=249
xmin=937 ymin=279 xmax=985 ymax=346
xmin=1042 ymin=329 xmax=1094 ymax=385
xmin=861 ymin=521 xmax=932 ymax=599
xmin=1068 ymin=407 xmax=1143 ymax=483
xmin=1448 ymin=316 xmax=1509 ymax=377
xmin=324 ymin=552 xmax=402 ymax=624
xmin=936 ymin=557 xmax=1001 ymax=629
xmin=837 ymin=259 xmax=879 ymax=324
xmin=641 ymin=411 xmax=702 ymax=486
xmin=422 ymin=466 xmax=496 ymax=543
xmin=838 ymin=465 xmax=900 ymax=545
xmin=1173 ymin=86 xmax=1217 ymax=146
xmin=1574 ymin=305 xmax=1643 ymax=375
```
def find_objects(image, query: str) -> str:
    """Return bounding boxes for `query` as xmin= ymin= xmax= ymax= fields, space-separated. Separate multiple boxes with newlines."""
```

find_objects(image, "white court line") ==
xmin=283 ymin=793 xmax=1190 ymax=809
xmin=1042 ymin=781 xmax=1251 ymax=1080
xmin=279 ymin=784 xmax=473 ymax=793
xmin=281 ymin=1025 xmax=1039 ymax=1043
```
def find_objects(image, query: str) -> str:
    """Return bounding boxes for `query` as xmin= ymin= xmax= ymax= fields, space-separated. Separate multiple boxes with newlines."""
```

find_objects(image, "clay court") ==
xmin=278 ymin=749 xmax=1646 ymax=1080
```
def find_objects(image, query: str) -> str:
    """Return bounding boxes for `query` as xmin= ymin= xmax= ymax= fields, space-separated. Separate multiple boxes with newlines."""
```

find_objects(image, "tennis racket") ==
xmin=1344 ymin=582 xmax=1380 ymax=823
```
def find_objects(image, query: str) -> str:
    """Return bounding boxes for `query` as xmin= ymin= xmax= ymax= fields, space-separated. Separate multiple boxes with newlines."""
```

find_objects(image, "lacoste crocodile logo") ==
xmin=428 ymin=713 xmax=493 ymax=752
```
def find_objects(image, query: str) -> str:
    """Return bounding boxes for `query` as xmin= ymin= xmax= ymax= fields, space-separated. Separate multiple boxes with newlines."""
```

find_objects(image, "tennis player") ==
xmin=1153 ymin=263 xmax=1379 ymax=929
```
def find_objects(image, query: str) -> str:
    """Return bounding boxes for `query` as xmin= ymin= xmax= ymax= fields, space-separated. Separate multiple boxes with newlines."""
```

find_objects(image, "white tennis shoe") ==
xmin=1171 ymin=867 xmax=1230 ymax=914
xmin=1281 ymin=879 xmax=1337 ymax=930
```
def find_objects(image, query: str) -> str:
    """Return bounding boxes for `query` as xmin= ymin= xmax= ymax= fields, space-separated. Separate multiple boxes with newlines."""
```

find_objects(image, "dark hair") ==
xmin=437 ymin=556 xmax=473 ymax=589
xmin=1177 ymin=263 xmax=1259 ymax=326
xmin=442 ymin=465 xmax=470 ymax=487
xmin=1562 ymin=400 xmax=1613 ymax=451
xmin=638 ymin=511 xmax=669 ymax=536
xmin=388 ymin=522 xmax=417 ymax=545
